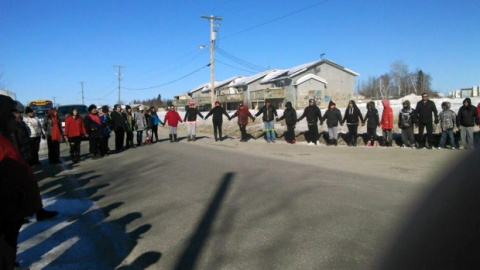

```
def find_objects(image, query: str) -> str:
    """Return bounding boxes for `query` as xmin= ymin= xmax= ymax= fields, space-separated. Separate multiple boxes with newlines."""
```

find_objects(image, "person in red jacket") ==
xmin=230 ymin=103 xmax=256 ymax=142
xmin=380 ymin=99 xmax=394 ymax=147
xmin=64 ymin=108 xmax=87 ymax=163
xmin=163 ymin=105 xmax=183 ymax=142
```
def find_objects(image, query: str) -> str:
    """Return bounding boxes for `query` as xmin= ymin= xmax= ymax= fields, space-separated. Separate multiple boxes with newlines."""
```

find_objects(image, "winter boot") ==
xmin=70 ymin=153 xmax=75 ymax=163
xmin=388 ymin=140 xmax=393 ymax=147
xmin=214 ymin=133 xmax=218 ymax=141
xmin=169 ymin=134 xmax=173 ymax=143
xmin=187 ymin=135 xmax=192 ymax=142
xmin=36 ymin=208 xmax=58 ymax=221
xmin=334 ymin=139 xmax=338 ymax=146
xmin=75 ymin=153 xmax=80 ymax=163
xmin=174 ymin=134 xmax=178 ymax=142
xmin=192 ymin=135 xmax=196 ymax=142
xmin=219 ymin=131 xmax=222 ymax=141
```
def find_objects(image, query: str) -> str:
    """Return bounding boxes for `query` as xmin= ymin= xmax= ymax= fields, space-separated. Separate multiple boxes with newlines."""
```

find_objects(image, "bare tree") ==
xmin=378 ymin=74 xmax=392 ymax=99
xmin=390 ymin=60 xmax=409 ymax=96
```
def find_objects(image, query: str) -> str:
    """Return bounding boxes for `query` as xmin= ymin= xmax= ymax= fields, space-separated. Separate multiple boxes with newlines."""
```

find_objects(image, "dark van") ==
xmin=57 ymin=104 xmax=88 ymax=132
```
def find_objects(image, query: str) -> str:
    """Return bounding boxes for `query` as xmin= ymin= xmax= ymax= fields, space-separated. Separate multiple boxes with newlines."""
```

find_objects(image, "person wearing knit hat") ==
xmin=342 ymin=100 xmax=364 ymax=147
xmin=321 ymin=100 xmax=343 ymax=146
xmin=297 ymin=99 xmax=323 ymax=145
xmin=84 ymin=104 xmax=103 ymax=159
xmin=230 ymin=103 xmax=256 ymax=142
xmin=204 ymin=101 xmax=231 ymax=141
xmin=184 ymin=101 xmax=204 ymax=142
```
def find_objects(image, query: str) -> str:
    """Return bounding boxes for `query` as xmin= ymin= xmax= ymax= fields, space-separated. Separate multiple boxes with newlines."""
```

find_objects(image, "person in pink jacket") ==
xmin=163 ymin=105 xmax=183 ymax=142
xmin=380 ymin=99 xmax=394 ymax=146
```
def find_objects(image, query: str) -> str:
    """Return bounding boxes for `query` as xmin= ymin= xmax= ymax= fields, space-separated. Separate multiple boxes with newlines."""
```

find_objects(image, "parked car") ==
xmin=57 ymin=104 xmax=88 ymax=132
xmin=34 ymin=109 xmax=49 ymax=127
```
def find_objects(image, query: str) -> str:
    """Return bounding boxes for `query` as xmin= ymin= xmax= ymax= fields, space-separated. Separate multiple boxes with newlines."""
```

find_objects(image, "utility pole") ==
xmin=201 ymin=15 xmax=222 ymax=108
xmin=79 ymin=81 xmax=85 ymax=105
xmin=114 ymin=65 xmax=126 ymax=105
xmin=52 ymin=96 xmax=56 ymax=108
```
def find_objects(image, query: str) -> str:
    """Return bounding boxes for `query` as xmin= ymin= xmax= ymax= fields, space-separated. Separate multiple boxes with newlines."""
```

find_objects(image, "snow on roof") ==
xmin=229 ymin=70 xmax=274 ymax=87
xmin=260 ymin=69 xmax=288 ymax=84
xmin=294 ymin=74 xmax=328 ymax=86
xmin=287 ymin=60 xmax=322 ymax=77
xmin=188 ymin=83 xmax=209 ymax=94
xmin=202 ymin=76 xmax=240 ymax=93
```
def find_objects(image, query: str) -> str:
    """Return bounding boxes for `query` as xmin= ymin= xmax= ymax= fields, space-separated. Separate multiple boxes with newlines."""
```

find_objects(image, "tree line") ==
xmin=357 ymin=60 xmax=439 ymax=99
xmin=132 ymin=94 xmax=172 ymax=109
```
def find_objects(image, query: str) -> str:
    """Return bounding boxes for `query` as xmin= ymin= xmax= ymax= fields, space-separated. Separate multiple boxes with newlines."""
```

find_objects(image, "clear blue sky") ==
xmin=1 ymin=0 xmax=479 ymax=106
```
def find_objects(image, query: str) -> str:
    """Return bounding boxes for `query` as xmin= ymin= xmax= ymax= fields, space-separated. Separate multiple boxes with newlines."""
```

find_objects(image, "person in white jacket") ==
xmin=23 ymin=106 xmax=45 ymax=166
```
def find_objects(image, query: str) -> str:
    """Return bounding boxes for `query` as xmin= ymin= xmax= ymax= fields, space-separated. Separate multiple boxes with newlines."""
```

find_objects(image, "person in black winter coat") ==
xmin=111 ymin=104 xmax=126 ymax=152
xmin=276 ymin=101 xmax=297 ymax=144
xmin=204 ymin=101 xmax=230 ymax=141
xmin=398 ymin=100 xmax=416 ymax=148
xmin=297 ymin=99 xmax=322 ymax=145
xmin=84 ymin=105 xmax=103 ymax=159
xmin=457 ymin=97 xmax=479 ymax=150
xmin=322 ymin=101 xmax=343 ymax=146
xmin=342 ymin=100 xmax=364 ymax=146
xmin=364 ymin=101 xmax=380 ymax=146
xmin=184 ymin=101 xmax=204 ymax=142
xmin=255 ymin=100 xmax=278 ymax=143
xmin=414 ymin=93 xmax=439 ymax=149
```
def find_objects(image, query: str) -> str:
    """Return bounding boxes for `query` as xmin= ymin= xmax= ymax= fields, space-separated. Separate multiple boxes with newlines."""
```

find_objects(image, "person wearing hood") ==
xmin=255 ymin=100 xmax=278 ymax=143
xmin=398 ymin=100 xmax=416 ymax=148
xmin=321 ymin=100 xmax=343 ymax=146
xmin=415 ymin=93 xmax=439 ymax=149
xmin=134 ymin=106 xmax=147 ymax=146
xmin=297 ymin=99 xmax=323 ymax=145
xmin=64 ymin=107 xmax=86 ymax=163
xmin=42 ymin=108 xmax=63 ymax=164
xmin=0 ymin=96 xmax=57 ymax=270
xmin=342 ymin=100 xmax=364 ymax=147
xmin=276 ymin=101 xmax=297 ymax=144
xmin=380 ymin=99 xmax=394 ymax=147
xmin=99 ymin=105 xmax=112 ymax=156
xmin=457 ymin=97 xmax=479 ymax=150
xmin=438 ymin=102 xmax=457 ymax=150
xmin=149 ymin=106 xmax=163 ymax=142
xmin=111 ymin=104 xmax=126 ymax=152
xmin=163 ymin=105 xmax=183 ymax=142
xmin=364 ymin=101 xmax=380 ymax=146
xmin=23 ymin=106 xmax=44 ymax=166
xmin=230 ymin=102 xmax=256 ymax=142
xmin=84 ymin=105 xmax=103 ymax=159
xmin=204 ymin=101 xmax=230 ymax=141
xmin=124 ymin=105 xmax=136 ymax=148
xmin=184 ymin=101 xmax=204 ymax=142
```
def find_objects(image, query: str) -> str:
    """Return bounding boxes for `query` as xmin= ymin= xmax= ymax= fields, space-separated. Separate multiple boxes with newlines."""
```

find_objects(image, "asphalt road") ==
xmin=28 ymin=128 xmax=468 ymax=269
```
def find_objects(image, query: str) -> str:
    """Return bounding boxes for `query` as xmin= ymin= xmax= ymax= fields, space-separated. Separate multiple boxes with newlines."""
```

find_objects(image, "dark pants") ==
xmin=347 ymin=124 xmax=358 ymax=145
xmin=114 ymin=129 xmax=125 ymax=151
xmin=136 ymin=130 xmax=143 ymax=145
xmin=401 ymin=127 xmax=415 ymax=147
xmin=68 ymin=136 xmax=81 ymax=156
xmin=89 ymin=137 xmax=101 ymax=156
xmin=367 ymin=127 xmax=377 ymax=142
xmin=126 ymin=131 xmax=134 ymax=148
xmin=307 ymin=124 xmax=319 ymax=143
xmin=100 ymin=136 xmax=110 ymax=155
xmin=213 ymin=122 xmax=222 ymax=140
xmin=152 ymin=125 xmax=159 ymax=141
xmin=47 ymin=136 xmax=60 ymax=163
xmin=418 ymin=122 xmax=433 ymax=147
xmin=285 ymin=125 xmax=295 ymax=142
xmin=30 ymin=136 xmax=41 ymax=165
xmin=239 ymin=125 xmax=247 ymax=141
xmin=0 ymin=218 xmax=23 ymax=268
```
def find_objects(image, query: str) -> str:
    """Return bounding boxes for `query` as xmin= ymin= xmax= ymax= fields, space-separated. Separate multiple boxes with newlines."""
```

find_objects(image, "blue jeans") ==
xmin=439 ymin=129 xmax=456 ymax=148
xmin=264 ymin=121 xmax=276 ymax=141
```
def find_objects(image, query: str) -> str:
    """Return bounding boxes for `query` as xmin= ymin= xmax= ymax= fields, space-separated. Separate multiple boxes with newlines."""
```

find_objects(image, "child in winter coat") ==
xmin=163 ymin=105 xmax=183 ymax=142
xmin=321 ymin=100 xmax=343 ymax=146
xmin=342 ymin=100 xmax=364 ymax=147
xmin=150 ymin=106 xmax=163 ymax=142
xmin=398 ymin=100 xmax=416 ymax=148
xmin=204 ymin=101 xmax=231 ymax=141
xmin=276 ymin=101 xmax=297 ymax=144
xmin=380 ymin=99 xmax=394 ymax=147
xmin=364 ymin=101 xmax=380 ymax=146
xmin=438 ymin=101 xmax=457 ymax=149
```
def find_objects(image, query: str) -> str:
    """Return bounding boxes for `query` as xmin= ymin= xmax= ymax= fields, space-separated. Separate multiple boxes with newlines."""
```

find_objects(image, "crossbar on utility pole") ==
xmin=114 ymin=65 xmax=126 ymax=105
xmin=201 ymin=15 xmax=222 ymax=108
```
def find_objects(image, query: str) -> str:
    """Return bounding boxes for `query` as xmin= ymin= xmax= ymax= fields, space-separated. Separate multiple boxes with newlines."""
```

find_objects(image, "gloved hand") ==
xmin=41 ymin=134 xmax=46 ymax=140
xmin=162 ymin=123 xmax=165 ymax=127
xmin=228 ymin=117 xmax=231 ymax=121
xmin=275 ymin=118 xmax=279 ymax=122
xmin=434 ymin=119 xmax=439 ymax=124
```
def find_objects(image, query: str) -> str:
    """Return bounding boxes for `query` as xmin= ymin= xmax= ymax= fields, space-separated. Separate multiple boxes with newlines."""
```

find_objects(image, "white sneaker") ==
xmin=307 ymin=142 xmax=314 ymax=146
xmin=437 ymin=147 xmax=442 ymax=150
xmin=452 ymin=147 xmax=457 ymax=150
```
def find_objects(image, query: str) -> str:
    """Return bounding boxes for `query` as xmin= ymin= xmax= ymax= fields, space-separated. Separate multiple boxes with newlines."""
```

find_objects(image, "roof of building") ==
xmin=294 ymin=74 xmax=328 ymax=86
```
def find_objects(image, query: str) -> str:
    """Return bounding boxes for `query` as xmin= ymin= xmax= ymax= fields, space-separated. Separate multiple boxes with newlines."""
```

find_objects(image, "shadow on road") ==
xmin=174 ymin=172 xmax=234 ymax=270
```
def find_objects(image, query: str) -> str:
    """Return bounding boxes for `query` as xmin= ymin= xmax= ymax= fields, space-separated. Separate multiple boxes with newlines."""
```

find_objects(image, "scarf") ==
xmin=51 ymin=115 xmax=61 ymax=141
xmin=88 ymin=113 xmax=101 ymax=125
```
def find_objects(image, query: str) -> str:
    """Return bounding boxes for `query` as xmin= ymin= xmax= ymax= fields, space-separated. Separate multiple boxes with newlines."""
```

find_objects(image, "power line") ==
xmin=123 ymin=64 xmax=210 ymax=91
xmin=215 ymin=59 xmax=257 ymax=74
xmin=216 ymin=47 xmax=268 ymax=72
xmin=220 ymin=0 xmax=329 ymax=40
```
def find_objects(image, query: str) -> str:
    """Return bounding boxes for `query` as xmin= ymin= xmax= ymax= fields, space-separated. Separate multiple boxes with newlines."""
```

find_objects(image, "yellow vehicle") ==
xmin=27 ymin=99 xmax=54 ymax=111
